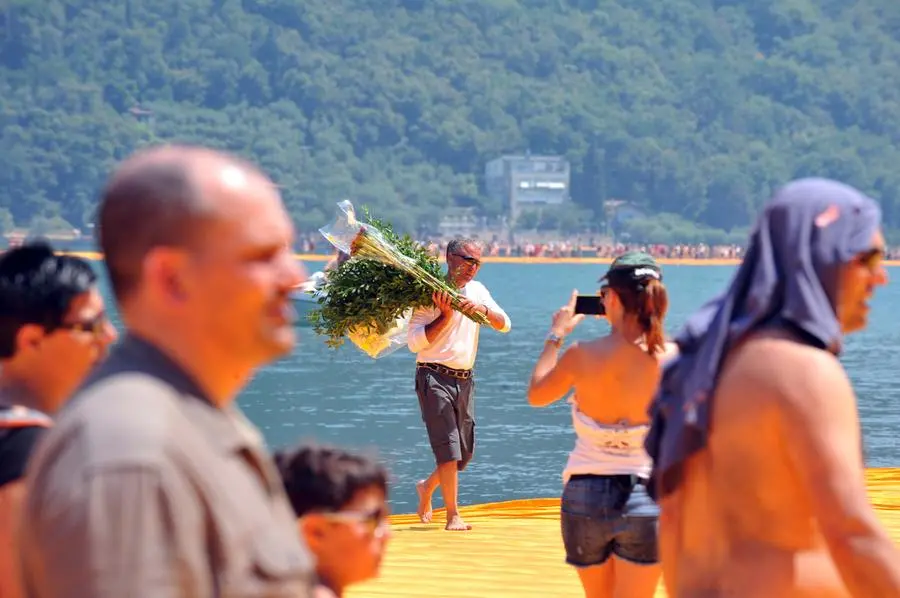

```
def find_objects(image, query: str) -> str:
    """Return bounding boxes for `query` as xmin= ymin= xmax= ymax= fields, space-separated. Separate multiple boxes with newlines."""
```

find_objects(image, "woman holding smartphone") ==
xmin=527 ymin=252 xmax=676 ymax=598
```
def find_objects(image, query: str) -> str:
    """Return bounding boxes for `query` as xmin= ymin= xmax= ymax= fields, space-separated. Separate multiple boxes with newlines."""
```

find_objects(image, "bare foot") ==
xmin=416 ymin=480 xmax=433 ymax=523
xmin=445 ymin=514 xmax=472 ymax=531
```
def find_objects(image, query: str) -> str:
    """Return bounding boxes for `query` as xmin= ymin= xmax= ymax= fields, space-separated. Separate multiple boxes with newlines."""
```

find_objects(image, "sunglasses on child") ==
xmin=319 ymin=505 xmax=391 ymax=536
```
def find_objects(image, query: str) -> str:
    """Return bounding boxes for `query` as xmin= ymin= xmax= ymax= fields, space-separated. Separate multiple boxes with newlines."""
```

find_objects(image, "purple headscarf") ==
xmin=644 ymin=178 xmax=882 ymax=500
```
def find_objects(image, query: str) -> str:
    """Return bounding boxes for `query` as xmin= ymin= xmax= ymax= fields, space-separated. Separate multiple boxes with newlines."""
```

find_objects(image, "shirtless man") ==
xmin=645 ymin=178 xmax=900 ymax=597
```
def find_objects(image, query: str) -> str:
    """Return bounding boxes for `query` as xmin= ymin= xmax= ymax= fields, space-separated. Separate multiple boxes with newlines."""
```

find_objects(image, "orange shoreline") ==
xmin=62 ymin=251 xmax=900 ymax=267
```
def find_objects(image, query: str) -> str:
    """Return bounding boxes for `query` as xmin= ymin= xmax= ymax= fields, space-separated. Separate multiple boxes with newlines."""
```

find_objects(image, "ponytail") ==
xmin=638 ymin=279 xmax=668 ymax=355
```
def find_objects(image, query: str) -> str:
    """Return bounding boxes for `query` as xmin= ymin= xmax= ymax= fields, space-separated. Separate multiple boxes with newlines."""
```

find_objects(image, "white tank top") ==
xmin=562 ymin=397 xmax=652 ymax=484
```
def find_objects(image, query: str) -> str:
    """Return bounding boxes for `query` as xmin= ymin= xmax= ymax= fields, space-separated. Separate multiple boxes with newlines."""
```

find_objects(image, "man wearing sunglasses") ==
xmin=408 ymin=238 xmax=511 ymax=531
xmin=0 ymin=241 xmax=117 ymax=598
xmin=646 ymin=178 xmax=900 ymax=597
xmin=275 ymin=443 xmax=391 ymax=597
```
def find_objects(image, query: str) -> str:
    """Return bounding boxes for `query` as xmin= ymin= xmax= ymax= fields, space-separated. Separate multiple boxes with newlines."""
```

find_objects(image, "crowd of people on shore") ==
xmin=293 ymin=235 xmax=751 ymax=260
xmin=0 ymin=142 xmax=898 ymax=598
xmin=296 ymin=235 xmax=900 ymax=262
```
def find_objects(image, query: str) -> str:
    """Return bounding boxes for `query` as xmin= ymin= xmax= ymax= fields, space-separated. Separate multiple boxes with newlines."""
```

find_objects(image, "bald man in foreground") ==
xmin=19 ymin=145 xmax=315 ymax=597
xmin=646 ymin=178 xmax=900 ymax=597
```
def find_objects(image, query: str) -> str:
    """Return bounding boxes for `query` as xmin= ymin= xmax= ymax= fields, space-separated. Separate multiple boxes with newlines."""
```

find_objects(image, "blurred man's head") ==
xmin=96 ymin=145 xmax=306 ymax=400
xmin=275 ymin=444 xmax=390 ymax=596
xmin=836 ymin=228 xmax=887 ymax=334
xmin=0 ymin=241 xmax=116 ymax=412
xmin=758 ymin=178 xmax=887 ymax=338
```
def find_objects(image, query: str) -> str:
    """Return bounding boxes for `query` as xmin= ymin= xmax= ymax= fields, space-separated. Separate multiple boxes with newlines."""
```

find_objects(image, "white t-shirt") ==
xmin=407 ymin=280 xmax=511 ymax=371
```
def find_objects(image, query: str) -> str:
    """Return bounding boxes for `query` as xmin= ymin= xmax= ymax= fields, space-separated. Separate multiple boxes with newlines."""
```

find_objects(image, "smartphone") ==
xmin=574 ymin=294 xmax=605 ymax=316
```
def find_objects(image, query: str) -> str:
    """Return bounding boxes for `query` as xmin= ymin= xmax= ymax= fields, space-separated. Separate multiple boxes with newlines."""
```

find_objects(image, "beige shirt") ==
xmin=407 ymin=280 xmax=511 ymax=370
xmin=18 ymin=335 xmax=314 ymax=598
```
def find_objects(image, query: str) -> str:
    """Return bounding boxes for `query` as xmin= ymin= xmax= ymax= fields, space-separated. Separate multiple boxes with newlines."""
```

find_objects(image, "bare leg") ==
xmin=612 ymin=557 xmax=661 ymax=598
xmin=576 ymin=560 xmax=615 ymax=597
xmin=416 ymin=469 xmax=440 ymax=523
xmin=437 ymin=460 xmax=471 ymax=531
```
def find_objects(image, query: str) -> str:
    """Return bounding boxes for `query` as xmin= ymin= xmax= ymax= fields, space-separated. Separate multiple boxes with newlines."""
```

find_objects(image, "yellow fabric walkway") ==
xmin=348 ymin=468 xmax=900 ymax=598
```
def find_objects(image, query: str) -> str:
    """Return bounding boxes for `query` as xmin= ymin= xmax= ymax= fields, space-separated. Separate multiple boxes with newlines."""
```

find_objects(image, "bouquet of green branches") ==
xmin=308 ymin=200 xmax=490 ymax=359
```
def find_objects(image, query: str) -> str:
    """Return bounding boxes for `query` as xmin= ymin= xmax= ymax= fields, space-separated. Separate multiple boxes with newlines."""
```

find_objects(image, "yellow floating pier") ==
xmin=349 ymin=468 xmax=900 ymax=598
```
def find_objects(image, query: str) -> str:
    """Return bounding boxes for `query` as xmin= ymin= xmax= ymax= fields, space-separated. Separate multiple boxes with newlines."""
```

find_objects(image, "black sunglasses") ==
xmin=857 ymin=248 xmax=885 ymax=270
xmin=56 ymin=313 xmax=109 ymax=336
xmin=451 ymin=253 xmax=481 ymax=266
xmin=319 ymin=505 xmax=390 ymax=534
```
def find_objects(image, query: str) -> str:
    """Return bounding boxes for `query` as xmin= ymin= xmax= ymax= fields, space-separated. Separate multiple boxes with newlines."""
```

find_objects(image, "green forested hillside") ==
xmin=3 ymin=0 xmax=900 ymax=238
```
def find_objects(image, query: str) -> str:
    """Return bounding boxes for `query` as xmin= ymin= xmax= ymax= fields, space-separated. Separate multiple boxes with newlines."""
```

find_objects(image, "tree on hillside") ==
xmin=2 ymin=0 xmax=899 ymax=239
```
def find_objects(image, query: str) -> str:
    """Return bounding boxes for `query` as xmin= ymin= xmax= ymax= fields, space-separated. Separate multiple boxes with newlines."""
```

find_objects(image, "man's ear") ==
xmin=142 ymin=247 xmax=190 ymax=305
xmin=15 ymin=324 xmax=46 ymax=355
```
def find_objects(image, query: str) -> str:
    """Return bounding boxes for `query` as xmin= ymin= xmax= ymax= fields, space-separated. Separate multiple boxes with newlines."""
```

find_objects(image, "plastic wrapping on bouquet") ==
xmin=347 ymin=309 xmax=414 ymax=359
xmin=318 ymin=199 xmax=361 ymax=255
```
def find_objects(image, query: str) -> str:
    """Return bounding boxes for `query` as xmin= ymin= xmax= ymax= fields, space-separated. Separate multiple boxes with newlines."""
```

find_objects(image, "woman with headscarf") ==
xmin=527 ymin=252 xmax=677 ymax=598
xmin=645 ymin=178 xmax=900 ymax=597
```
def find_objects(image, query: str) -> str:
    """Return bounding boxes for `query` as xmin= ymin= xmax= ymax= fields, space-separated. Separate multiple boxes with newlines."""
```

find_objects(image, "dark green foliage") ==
xmin=3 ymin=0 xmax=900 ymax=239
xmin=307 ymin=211 xmax=445 ymax=349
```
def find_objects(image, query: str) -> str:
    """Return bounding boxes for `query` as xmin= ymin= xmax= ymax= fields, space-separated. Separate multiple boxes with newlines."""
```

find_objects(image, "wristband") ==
xmin=546 ymin=332 xmax=564 ymax=347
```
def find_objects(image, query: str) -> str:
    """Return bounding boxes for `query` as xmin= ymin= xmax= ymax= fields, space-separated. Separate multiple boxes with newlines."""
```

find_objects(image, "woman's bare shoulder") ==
xmin=574 ymin=334 xmax=617 ymax=354
xmin=564 ymin=335 xmax=614 ymax=366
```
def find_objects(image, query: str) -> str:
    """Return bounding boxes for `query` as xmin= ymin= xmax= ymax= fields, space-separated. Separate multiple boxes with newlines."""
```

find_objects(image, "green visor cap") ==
xmin=600 ymin=251 xmax=662 ymax=283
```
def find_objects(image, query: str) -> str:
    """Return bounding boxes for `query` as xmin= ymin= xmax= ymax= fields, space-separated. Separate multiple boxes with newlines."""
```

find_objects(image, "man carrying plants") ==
xmin=408 ymin=238 xmax=511 ymax=531
xmin=309 ymin=210 xmax=510 ymax=530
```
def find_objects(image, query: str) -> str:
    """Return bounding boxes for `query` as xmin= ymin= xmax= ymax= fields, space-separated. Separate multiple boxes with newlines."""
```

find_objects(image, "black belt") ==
xmin=417 ymin=362 xmax=473 ymax=380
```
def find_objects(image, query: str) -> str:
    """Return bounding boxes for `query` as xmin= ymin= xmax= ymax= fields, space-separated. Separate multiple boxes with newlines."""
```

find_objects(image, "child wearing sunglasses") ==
xmin=275 ymin=443 xmax=392 ymax=598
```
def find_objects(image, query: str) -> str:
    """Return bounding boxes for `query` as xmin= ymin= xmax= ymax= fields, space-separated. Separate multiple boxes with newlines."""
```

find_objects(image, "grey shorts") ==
xmin=560 ymin=474 xmax=659 ymax=567
xmin=414 ymin=366 xmax=475 ymax=471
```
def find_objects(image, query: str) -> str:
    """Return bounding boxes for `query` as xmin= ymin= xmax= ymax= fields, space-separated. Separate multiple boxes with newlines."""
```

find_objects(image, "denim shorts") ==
xmin=560 ymin=474 xmax=659 ymax=567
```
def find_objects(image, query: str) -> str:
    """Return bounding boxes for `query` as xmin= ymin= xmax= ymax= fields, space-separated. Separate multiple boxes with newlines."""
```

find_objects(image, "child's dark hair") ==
xmin=274 ymin=443 xmax=389 ymax=518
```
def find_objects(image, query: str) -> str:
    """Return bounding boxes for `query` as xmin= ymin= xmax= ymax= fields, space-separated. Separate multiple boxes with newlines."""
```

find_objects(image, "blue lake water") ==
xmin=97 ymin=262 xmax=900 ymax=512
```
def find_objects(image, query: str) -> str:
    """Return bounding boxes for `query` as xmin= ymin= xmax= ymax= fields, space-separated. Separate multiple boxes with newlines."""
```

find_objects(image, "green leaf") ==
xmin=308 ymin=208 xmax=448 ymax=349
